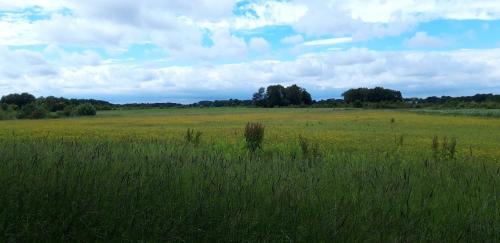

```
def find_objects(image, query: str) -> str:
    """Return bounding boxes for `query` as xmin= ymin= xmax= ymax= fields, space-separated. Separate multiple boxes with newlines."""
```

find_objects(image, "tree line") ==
xmin=2 ymin=86 xmax=500 ymax=120
xmin=0 ymin=93 xmax=106 ymax=120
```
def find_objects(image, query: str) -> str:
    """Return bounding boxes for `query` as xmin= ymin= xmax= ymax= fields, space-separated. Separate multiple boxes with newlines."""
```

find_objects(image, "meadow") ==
xmin=411 ymin=108 xmax=500 ymax=118
xmin=0 ymin=108 xmax=499 ymax=242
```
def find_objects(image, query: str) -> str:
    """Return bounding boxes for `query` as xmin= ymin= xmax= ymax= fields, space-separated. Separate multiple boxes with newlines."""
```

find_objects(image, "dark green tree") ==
xmin=75 ymin=103 xmax=97 ymax=116
xmin=1 ymin=93 xmax=36 ymax=107
xmin=252 ymin=87 xmax=266 ymax=107
xmin=17 ymin=103 xmax=48 ymax=119
xmin=301 ymin=90 xmax=313 ymax=105
xmin=285 ymin=84 xmax=302 ymax=105
xmin=342 ymin=87 xmax=402 ymax=103
xmin=266 ymin=85 xmax=287 ymax=107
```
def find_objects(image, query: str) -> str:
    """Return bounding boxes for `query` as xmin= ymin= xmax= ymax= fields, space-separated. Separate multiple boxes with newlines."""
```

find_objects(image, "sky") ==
xmin=1 ymin=0 xmax=500 ymax=103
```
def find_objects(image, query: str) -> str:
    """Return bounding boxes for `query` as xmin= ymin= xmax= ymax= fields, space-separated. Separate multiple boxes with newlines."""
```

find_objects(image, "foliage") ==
xmin=431 ymin=136 xmax=458 ymax=159
xmin=244 ymin=122 xmax=265 ymax=152
xmin=0 ymin=92 xmax=36 ymax=107
xmin=252 ymin=87 xmax=266 ymax=107
xmin=17 ymin=103 xmax=48 ymax=119
xmin=75 ymin=103 xmax=97 ymax=116
xmin=353 ymin=100 xmax=363 ymax=108
xmin=193 ymin=99 xmax=252 ymax=108
xmin=253 ymin=84 xmax=313 ymax=107
xmin=342 ymin=87 xmax=403 ymax=103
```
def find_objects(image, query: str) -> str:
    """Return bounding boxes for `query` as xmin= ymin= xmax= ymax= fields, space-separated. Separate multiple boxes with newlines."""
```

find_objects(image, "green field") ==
xmin=1 ymin=108 xmax=499 ymax=242
xmin=411 ymin=108 xmax=500 ymax=118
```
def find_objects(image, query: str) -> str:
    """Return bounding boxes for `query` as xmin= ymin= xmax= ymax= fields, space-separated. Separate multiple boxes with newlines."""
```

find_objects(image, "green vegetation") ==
xmin=0 ymin=108 xmax=499 ymax=242
xmin=342 ymin=87 xmax=403 ymax=103
xmin=412 ymin=109 xmax=500 ymax=118
xmin=244 ymin=122 xmax=265 ymax=152
xmin=0 ymin=93 xmax=107 ymax=120
xmin=2 ymin=88 xmax=500 ymax=121
xmin=75 ymin=103 xmax=97 ymax=116
xmin=252 ymin=84 xmax=313 ymax=107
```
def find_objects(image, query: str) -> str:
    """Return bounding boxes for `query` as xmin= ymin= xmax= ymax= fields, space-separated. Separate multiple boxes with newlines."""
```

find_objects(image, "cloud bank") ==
xmin=1 ymin=0 xmax=500 ymax=102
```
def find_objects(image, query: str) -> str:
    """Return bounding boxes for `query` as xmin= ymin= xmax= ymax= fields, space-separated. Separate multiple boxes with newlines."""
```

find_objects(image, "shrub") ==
xmin=62 ymin=105 xmax=75 ymax=117
xmin=432 ymin=136 xmax=458 ymax=159
xmin=47 ymin=113 xmax=61 ymax=119
xmin=185 ymin=129 xmax=202 ymax=145
xmin=353 ymin=100 xmax=363 ymax=108
xmin=75 ymin=103 xmax=97 ymax=116
xmin=244 ymin=122 xmax=265 ymax=152
xmin=17 ymin=103 xmax=48 ymax=119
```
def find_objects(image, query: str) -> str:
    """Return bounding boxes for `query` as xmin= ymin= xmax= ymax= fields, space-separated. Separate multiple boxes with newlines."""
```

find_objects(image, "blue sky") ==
xmin=1 ymin=0 xmax=500 ymax=103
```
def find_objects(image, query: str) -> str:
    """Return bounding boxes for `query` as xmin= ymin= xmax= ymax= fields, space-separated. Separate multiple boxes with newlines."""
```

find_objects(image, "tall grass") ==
xmin=244 ymin=122 xmax=265 ymax=152
xmin=0 ymin=134 xmax=498 ymax=242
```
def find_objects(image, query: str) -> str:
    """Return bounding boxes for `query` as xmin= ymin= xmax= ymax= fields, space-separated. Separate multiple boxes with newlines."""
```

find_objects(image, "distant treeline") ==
xmin=0 ymin=93 xmax=103 ymax=120
xmin=2 ymin=86 xmax=500 ymax=119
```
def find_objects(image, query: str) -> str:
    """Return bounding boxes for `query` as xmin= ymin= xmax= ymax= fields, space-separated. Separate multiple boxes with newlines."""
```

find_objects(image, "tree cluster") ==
xmin=252 ymin=84 xmax=313 ymax=107
xmin=342 ymin=87 xmax=403 ymax=104
xmin=404 ymin=94 xmax=500 ymax=109
xmin=0 ymin=93 xmax=104 ymax=119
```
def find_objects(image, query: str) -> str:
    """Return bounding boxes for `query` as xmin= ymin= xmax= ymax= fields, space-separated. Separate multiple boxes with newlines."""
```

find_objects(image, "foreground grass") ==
xmin=1 ymin=137 xmax=498 ymax=242
xmin=0 ymin=109 xmax=499 ymax=241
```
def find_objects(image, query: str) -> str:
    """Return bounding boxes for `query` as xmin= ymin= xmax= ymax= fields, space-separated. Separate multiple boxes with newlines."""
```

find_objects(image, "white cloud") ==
xmin=2 ymin=0 xmax=500 ymax=102
xmin=405 ymin=32 xmax=448 ymax=48
xmin=231 ymin=1 xmax=307 ymax=29
xmin=303 ymin=37 xmax=353 ymax=46
xmin=281 ymin=35 xmax=304 ymax=45
xmin=2 ymin=47 xmax=500 ymax=101
xmin=3 ymin=0 xmax=500 ymax=54
xmin=238 ymin=0 xmax=500 ymax=38
xmin=249 ymin=37 xmax=270 ymax=52
xmin=0 ymin=0 xmax=66 ymax=11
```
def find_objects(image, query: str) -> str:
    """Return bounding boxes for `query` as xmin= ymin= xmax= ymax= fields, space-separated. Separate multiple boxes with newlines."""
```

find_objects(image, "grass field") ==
xmin=411 ymin=108 xmax=500 ymax=118
xmin=1 ymin=108 xmax=499 ymax=242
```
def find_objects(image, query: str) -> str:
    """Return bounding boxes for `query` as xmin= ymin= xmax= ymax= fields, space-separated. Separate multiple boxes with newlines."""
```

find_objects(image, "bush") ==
xmin=353 ymin=100 xmax=363 ymax=108
xmin=244 ymin=122 xmax=265 ymax=152
xmin=17 ymin=103 xmax=48 ymax=119
xmin=75 ymin=103 xmax=97 ymax=116
xmin=185 ymin=129 xmax=202 ymax=145
xmin=47 ymin=113 xmax=61 ymax=119
xmin=62 ymin=105 xmax=75 ymax=117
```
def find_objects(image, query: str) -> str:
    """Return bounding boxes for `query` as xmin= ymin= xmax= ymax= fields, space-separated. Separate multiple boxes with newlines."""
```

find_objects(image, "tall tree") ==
xmin=301 ymin=90 xmax=313 ymax=105
xmin=252 ymin=87 xmax=266 ymax=107
xmin=342 ymin=87 xmax=402 ymax=103
xmin=266 ymin=85 xmax=287 ymax=107
xmin=285 ymin=84 xmax=302 ymax=105
xmin=0 ymin=93 xmax=36 ymax=108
